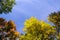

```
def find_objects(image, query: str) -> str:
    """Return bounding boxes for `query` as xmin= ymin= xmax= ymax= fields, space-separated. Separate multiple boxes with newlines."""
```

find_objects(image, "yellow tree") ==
xmin=19 ymin=17 xmax=56 ymax=40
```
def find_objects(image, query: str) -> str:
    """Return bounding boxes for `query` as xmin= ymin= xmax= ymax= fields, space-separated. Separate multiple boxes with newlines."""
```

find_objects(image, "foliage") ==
xmin=56 ymin=33 xmax=60 ymax=40
xmin=48 ymin=11 xmax=60 ymax=40
xmin=0 ymin=0 xmax=15 ymax=14
xmin=48 ymin=11 xmax=60 ymax=27
xmin=0 ymin=18 xmax=19 ymax=40
xmin=19 ymin=17 xmax=56 ymax=40
xmin=0 ymin=0 xmax=19 ymax=40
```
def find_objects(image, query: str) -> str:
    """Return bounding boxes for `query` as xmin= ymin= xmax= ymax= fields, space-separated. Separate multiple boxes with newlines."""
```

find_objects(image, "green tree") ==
xmin=0 ymin=18 xmax=19 ymax=40
xmin=0 ymin=0 xmax=15 ymax=14
xmin=19 ymin=17 xmax=56 ymax=40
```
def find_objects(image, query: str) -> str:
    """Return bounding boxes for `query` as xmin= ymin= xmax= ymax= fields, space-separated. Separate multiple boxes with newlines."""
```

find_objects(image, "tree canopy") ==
xmin=0 ymin=18 xmax=19 ymax=40
xmin=19 ymin=17 xmax=56 ymax=40
xmin=48 ymin=11 xmax=60 ymax=40
xmin=48 ymin=11 xmax=60 ymax=27
xmin=19 ymin=14 xmax=60 ymax=40
xmin=0 ymin=0 xmax=15 ymax=14
xmin=0 ymin=0 xmax=60 ymax=39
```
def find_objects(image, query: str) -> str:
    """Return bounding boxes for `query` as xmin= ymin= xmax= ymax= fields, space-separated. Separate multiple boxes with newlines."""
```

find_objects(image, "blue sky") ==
xmin=0 ymin=0 xmax=60 ymax=33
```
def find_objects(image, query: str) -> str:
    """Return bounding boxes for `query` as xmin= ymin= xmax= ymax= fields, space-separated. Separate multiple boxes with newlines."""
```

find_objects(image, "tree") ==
xmin=0 ymin=0 xmax=15 ymax=14
xmin=48 ymin=11 xmax=60 ymax=40
xmin=19 ymin=17 xmax=56 ymax=40
xmin=48 ymin=11 xmax=60 ymax=26
xmin=0 ymin=0 xmax=19 ymax=40
xmin=0 ymin=18 xmax=19 ymax=40
xmin=48 ymin=11 xmax=60 ymax=32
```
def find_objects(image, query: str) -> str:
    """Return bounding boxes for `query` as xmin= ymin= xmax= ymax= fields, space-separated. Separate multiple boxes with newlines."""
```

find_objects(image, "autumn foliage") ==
xmin=0 ymin=0 xmax=60 ymax=40
xmin=0 ymin=18 xmax=19 ymax=40
xmin=19 ymin=11 xmax=60 ymax=40
xmin=19 ymin=17 xmax=56 ymax=40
